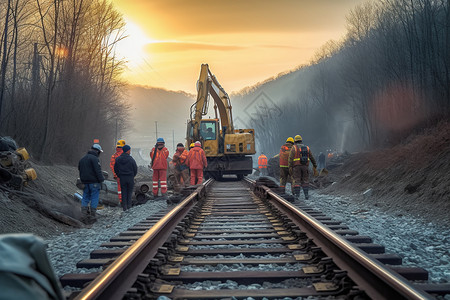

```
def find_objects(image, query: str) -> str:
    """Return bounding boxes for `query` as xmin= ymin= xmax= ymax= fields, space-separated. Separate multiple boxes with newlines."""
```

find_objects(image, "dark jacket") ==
xmin=78 ymin=150 xmax=105 ymax=184
xmin=114 ymin=152 xmax=138 ymax=178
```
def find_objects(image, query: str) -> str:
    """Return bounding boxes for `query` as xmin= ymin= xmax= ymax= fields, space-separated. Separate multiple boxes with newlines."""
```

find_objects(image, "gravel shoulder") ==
xmin=320 ymin=120 xmax=450 ymax=229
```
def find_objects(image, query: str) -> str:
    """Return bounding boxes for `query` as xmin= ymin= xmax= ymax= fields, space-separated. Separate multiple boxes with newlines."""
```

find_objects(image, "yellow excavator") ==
xmin=186 ymin=64 xmax=256 ymax=180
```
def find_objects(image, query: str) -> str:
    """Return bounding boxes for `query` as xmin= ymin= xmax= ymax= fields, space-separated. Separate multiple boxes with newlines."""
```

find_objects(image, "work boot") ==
xmin=293 ymin=187 xmax=301 ymax=200
xmin=303 ymin=187 xmax=309 ymax=200
xmin=81 ymin=206 xmax=89 ymax=223
xmin=86 ymin=207 xmax=97 ymax=224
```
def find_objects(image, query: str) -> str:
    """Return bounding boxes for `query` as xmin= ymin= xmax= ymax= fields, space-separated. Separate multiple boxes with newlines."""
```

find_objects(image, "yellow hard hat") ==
xmin=116 ymin=139 xmax=126 ymax=147
xmin=294 ymin=135 xmax=302 ymax=142
xmin=190 ymin=143 xmax=195 ymax=148
xmin=286 ymin=137 xmax=294 ymax=143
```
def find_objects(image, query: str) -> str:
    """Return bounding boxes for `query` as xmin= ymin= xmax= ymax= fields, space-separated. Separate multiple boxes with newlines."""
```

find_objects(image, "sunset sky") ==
xmin=111 ymin=0 xmax=366 ymax=94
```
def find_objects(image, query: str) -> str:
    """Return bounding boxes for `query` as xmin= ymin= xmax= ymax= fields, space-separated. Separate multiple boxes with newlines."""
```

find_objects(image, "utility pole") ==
xmin=115 ymin=119 xmax=118 ymax=144
xmin=155 ymin=121 xmax=158 ymax=141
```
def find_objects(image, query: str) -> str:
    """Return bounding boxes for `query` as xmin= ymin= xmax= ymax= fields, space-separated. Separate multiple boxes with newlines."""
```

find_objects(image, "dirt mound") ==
xmin=0 ymin=162 xmax=80 ymax=238
xmin=322 ymin=121 xmax=450 ymax=227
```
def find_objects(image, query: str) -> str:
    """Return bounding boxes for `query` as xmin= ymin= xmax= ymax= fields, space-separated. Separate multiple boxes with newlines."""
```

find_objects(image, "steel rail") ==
xmin=246 ymin=179 xmax=432 ymax=300
xmin=75 ymin=179 xmax=213 ymax=300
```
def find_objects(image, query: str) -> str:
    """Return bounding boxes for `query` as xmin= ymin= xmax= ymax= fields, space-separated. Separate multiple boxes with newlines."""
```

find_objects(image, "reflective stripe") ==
xmin=280 ymin=165 xmax=289 ymax=167
xmin=293 ymin=158 xmax=300 ymax=161
xmin=118 ymin=191 xmax=121 ymax=194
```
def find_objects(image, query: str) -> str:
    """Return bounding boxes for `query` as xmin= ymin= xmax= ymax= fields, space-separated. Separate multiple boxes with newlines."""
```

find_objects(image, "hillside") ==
xmin=321 ymin=121 xmax=450 ymax=227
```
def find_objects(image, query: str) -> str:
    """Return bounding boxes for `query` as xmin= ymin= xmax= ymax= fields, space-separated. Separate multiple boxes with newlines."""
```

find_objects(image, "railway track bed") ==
xmin=60 ymin=179 xmax=450 ymax=299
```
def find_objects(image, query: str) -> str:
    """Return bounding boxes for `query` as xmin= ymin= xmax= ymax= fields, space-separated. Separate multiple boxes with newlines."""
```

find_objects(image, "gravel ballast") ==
xmin=302 ymin=191 xmax=450 ymax=283
xmin=45 ymin=199 xmax=167 ymax=277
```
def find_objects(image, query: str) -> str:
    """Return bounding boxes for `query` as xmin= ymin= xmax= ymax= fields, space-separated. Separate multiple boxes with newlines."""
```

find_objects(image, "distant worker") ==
xmin=173 ymin=143 xmax=190 ymax=191
xmin=78 ymin=144 xmax=105 ymax=223
xmin=258 ymin=153 xmax=268 ymax=176
xmin=114 ymin=145 xmax=137 ymax=212
xmin=110 ymin=139 xmax=125 ymax=203
xmin=327 ymin=150 xmax=334 ymax=160
xmin=279 ymin=137 xmax=294 ymax=192
xmin=150 ymin=138 xmax=169 ymax=198
xmin=288 ymin=135 xmax=318 ymax=200
xmin=187 ymin=141 xmax=207 ymax=185
xmin=318 ymin=152 xmax=326 ymax=172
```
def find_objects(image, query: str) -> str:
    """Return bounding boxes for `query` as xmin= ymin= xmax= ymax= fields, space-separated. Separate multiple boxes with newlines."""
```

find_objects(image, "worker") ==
xmin=114 ymin=145 xmax=137 ymax=212
xmin=203 ymin=127 xmax=215 ymax=140
xmin=279 ymin=137 xmax=294 ymax=193
xmin=150 ymin=138 xmax=169 ymax=198
xmin=78 ymin=143 xmax=105 ymax=223
xmin=318 ymin=152 xmax=326 ymax=172
xmin=258 ymin=153 xmax=268 ymax=176
xmin=187 ymin=141 xmax=207 ymax=185
xmin=288 ymin=135 xmax=318 ymax=200
xmin=110 ymin=139 xmax=125 ymax=203
xmin=173 ymin=143 xmax=190 ymax=192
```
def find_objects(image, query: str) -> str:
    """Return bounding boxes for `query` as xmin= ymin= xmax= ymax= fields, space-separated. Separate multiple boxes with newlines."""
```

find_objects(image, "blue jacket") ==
xmin=114 ymin=153 xmax=137 ymax=178
xmin=78 ymin=150 xmax=104 ymax=184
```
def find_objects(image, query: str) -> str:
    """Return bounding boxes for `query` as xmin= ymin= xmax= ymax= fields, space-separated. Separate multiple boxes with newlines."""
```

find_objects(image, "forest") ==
xmin=239 ymin=0 xmax=450 ymax=156
xmin=0 ymin=0 xmax=128 ymax=163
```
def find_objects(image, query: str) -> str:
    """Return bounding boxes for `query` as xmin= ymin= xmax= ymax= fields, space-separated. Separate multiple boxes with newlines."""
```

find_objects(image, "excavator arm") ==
xmin=191 ymin=64 xmax=233 ymax=140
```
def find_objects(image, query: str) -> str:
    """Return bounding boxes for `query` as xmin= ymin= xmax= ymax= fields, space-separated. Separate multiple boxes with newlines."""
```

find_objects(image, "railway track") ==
xmin=60 ymin=178 xmax=450 ymax=299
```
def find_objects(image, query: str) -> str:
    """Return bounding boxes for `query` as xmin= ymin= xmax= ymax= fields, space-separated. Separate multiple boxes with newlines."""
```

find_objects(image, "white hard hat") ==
xmin=92 ymin=144 xmax=103 ymax=152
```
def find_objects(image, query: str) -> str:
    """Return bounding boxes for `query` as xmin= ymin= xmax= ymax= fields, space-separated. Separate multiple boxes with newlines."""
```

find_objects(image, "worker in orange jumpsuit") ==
xmin=288 ymin=135 xmax=318 ymax=200
xmin=258 ymin=153 xmax=268 ymax=176
xmin=279 ymin=137 xmax=294 ymax=192
xmin=172 ymin=143 xmax=190 ymax=192
xmin=110 ymin=139 xmax=125 ymax=203
xmin=187 ymin=141 xmax=207 ymax=185
xmin=150 ymin=138 xmax=169 ymax=198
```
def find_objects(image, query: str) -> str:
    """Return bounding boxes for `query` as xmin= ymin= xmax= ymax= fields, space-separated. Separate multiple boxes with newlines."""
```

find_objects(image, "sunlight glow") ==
xmin=116 ymin=18 xmax=154 ymax=68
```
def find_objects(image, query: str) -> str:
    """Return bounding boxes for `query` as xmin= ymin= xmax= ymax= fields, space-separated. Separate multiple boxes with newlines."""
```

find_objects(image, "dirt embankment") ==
xmin=0 ymin=163 xmax=80 ymax=238
xmin=322 ymin=121 xmax=450 ymax=227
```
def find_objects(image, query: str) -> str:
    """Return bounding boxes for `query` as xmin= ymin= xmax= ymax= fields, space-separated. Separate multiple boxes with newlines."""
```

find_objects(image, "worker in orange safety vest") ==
xmin=288 ymin=135 xmax=317 ymax=200
xmin=110 ymin=139 xmax=125 ymax=203
xmin=258 ymin=153 xmax=268 ymax=176
xmin=172 ymin=143 xmax=190 ymax=192
xmin=279 ymin=137 xmax=294 ymax=192
xmin=187 ymin=141 xmax=207 ymax=185
xmin=150 ymin=138 xmax=169 ymax=198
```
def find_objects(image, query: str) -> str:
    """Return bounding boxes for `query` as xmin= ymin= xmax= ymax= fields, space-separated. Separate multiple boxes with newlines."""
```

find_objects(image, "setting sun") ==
xmin=115 ymin=18 xmax=154 ymax=70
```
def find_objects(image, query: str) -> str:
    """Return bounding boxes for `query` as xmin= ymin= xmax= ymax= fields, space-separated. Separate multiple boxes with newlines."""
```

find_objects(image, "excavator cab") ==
xmin=200 ymin=119 xmax=220 ymax=155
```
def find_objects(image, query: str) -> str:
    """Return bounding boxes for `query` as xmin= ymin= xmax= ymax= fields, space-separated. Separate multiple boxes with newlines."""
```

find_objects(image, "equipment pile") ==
xmin=0 ymin=137 xmax=37 ymax=189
